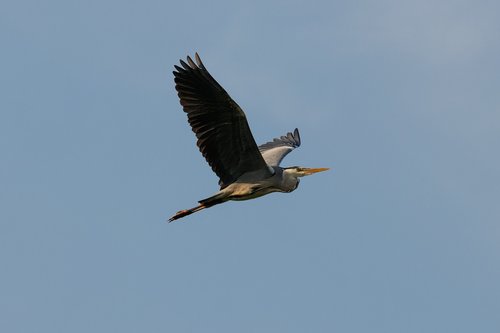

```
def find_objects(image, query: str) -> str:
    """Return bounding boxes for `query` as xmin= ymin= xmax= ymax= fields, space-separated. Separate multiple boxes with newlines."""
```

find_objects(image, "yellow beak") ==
xmin=302 ymin=167 xmax=330 ymax=175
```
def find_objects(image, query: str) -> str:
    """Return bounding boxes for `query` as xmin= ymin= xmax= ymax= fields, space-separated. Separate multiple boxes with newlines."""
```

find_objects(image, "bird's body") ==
xmin=169 ymin=53 xmax=328 ymax=222
xmin=211 ymin=167 xmax=300 ymax=202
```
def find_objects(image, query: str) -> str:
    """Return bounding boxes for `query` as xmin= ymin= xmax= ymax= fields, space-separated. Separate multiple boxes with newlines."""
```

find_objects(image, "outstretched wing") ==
xmin=173 ymin=53 xmax=271 ymax=188
xmin=258 ymin=128 xmax=301 ymax=166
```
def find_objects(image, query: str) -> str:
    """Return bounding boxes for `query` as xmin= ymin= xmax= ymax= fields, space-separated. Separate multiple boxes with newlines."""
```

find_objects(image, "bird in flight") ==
xmin=169 ymin=53 xmax=329 ymax=222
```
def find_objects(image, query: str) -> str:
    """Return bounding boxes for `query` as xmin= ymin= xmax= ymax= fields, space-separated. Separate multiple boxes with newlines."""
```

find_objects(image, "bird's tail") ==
xmin=168 ymin=192 xmax=227 ymax=222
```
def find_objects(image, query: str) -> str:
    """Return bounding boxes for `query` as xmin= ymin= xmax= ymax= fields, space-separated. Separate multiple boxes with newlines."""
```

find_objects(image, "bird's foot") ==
xmin=168 ymin=209 xmax=191 ymax=222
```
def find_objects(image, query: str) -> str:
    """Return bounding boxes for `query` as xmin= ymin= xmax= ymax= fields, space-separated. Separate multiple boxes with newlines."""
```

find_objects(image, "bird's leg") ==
xmin=168 ymin=192 xmax=228 ymax=223
xmin=168 ymin=204 xmax=207 ymax=222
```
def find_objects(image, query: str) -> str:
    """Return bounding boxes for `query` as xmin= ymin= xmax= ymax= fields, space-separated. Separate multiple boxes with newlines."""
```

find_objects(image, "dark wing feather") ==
xmin=258 ymin=128 xmax=301 ymax=166
xmin=173 ymin=53 xmax=271 ymax=188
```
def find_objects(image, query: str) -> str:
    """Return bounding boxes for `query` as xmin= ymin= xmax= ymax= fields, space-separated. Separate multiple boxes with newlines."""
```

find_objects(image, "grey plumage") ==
xmin=169 ymin=53 xmax=328 ymax=222
xmin=259 ymin=128 xmax=301 ymax=166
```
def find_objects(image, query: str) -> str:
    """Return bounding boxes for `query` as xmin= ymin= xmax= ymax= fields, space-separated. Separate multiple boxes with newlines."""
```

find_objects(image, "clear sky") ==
xmin=1 ymin=0 xmax=500 ymax=332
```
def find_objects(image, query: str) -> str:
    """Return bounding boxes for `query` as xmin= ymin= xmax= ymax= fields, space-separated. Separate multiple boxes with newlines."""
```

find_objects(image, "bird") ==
xmin=169 ymin=53 xmax=329 ymax=222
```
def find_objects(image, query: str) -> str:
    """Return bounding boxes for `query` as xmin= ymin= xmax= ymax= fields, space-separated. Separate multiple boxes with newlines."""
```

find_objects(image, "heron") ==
xmin=169 ymin=53 xmax=329 ymax=222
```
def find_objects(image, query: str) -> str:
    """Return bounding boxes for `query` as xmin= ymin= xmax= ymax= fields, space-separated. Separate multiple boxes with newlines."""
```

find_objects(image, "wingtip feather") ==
xmin=187 ymin=55 xmax=197 ymax=68
xmin=195 ymin=52 xmax=203 ymax=67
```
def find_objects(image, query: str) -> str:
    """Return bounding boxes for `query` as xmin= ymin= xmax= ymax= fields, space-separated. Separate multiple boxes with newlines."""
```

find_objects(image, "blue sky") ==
xmin=1 ymin=0 xmax=500 ymax=332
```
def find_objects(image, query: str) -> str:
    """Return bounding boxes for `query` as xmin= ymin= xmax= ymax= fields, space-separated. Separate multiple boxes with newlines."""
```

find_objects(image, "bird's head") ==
xmin=284 ymin=166 xmax=330 ymax=178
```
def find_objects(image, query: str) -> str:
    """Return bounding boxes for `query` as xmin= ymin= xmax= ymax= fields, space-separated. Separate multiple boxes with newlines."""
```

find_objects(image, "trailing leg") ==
xmin=168 ymin=192 xmax=228 ymax=222
xmin=168 ymin=203 xmax=207 ymax=222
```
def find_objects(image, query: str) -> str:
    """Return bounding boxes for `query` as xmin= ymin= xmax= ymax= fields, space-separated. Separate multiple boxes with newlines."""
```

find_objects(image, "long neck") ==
xmin=281 ymin=168 xmax=300 ymax=192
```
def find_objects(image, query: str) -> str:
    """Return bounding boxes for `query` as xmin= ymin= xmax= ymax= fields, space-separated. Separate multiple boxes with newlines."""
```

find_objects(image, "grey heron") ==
xmin=169 ymin=53 xmax=329 ymax=222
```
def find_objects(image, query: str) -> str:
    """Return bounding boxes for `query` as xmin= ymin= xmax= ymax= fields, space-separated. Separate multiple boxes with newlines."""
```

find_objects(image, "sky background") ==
xmin=1 ymin=0 xmax=500 ymax=332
